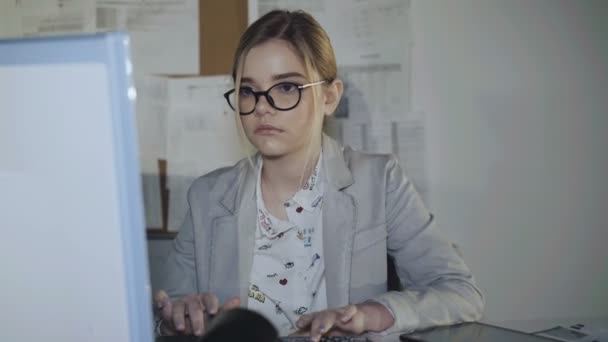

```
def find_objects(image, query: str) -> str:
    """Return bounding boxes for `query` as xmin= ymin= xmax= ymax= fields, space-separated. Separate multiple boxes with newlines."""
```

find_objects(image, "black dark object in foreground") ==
xmin=155 ymin=308 xmax=372 ymax=342
xmin=201 ymin=308 xmax=278 ymax=342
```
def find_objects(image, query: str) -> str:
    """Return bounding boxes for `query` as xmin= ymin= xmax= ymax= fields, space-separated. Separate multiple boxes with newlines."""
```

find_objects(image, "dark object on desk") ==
xmin=279 ymin=337 xmax=371 ymax=341
xmin=155 ymin=308 xmax=370 ymax=342
xmin=401 ymin=322 xmax=557 ymax=342
xmin=158 ymin=336 xmax=370 ymax=342
xmin=156 ymin=308 xmax=277 ymax=342
xmin=398 ymin=336 xmax=426 ymax=342
xmin=202 ymin=308 xmax=278 ymax=342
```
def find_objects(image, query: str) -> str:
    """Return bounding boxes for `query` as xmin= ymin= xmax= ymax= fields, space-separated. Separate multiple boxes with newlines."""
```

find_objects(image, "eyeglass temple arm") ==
xmin=298 ymin=80 xmax=327 ymax=89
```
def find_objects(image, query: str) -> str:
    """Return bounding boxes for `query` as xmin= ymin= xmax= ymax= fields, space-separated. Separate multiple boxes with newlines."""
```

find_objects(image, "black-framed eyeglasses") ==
xmin=223 ymin=80 xmax=326 ymax=115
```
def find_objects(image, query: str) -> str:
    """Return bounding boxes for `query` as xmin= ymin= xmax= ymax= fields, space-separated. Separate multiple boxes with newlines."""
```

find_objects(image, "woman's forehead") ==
xmin=241 ymin=39 xmax=309 ymax=83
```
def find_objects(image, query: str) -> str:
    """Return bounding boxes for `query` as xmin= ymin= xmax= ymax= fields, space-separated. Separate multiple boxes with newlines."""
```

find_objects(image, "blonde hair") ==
xmin=230 ymin=10 xmax=338 ymax=178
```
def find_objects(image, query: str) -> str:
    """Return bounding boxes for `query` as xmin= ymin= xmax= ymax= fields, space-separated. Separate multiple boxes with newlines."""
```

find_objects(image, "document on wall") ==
xmin=0 ymin=1 xmax=20 ymax=38
xmin=8 ymin=0 xmax=96 ymax=37
xmin=337 ymin=64 xmax=410 ymax=123
xmin=96 ymin=0 xmax=199 ymax=75
xmin=393 ymin=114 xmax=428 ymax=203
xmin=329 ymin=113 xmax=428 ymax=204
xmin=2 ymin=1 xmax=199 ymax=75
xmin=135 ymin=75 xmax=170 ymax=229
xmin=165 ymin=76 xmax=246 ymax=231
xmin=136 ymin=75 xmax=170 ymax=174
xmin=255 ymin=0 xmax=411 ymax=67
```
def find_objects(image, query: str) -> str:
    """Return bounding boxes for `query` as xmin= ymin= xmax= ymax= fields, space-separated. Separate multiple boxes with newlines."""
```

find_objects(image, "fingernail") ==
xmin=195 ymin=329 xmax=202 ymax=336
xmin=177 ymin=324 xmax=184 ymax=330
xmin=319 ymin=324 xmax=326 ymax=333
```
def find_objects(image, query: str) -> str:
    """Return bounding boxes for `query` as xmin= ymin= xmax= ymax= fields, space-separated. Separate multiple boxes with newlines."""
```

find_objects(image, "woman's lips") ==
xmin=255 ymin=124 xmax=283 ymax=135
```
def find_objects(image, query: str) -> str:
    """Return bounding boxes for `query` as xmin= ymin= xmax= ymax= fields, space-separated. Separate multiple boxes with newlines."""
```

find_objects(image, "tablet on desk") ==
xmin=401 ymin=322 xmax=558 ymax=342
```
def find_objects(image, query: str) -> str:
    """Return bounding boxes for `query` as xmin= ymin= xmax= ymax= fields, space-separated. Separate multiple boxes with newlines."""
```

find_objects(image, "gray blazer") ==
xmin=161 ymin=135 xmax=484 ymax=334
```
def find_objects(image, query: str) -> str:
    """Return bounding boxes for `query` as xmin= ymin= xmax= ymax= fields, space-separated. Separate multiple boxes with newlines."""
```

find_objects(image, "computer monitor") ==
xmin=0 ymin=33 xmax=154 ymax=341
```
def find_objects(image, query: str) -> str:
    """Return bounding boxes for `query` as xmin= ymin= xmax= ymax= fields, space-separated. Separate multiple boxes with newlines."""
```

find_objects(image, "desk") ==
xmin=156 ymin=322 xmax=560 ymax=342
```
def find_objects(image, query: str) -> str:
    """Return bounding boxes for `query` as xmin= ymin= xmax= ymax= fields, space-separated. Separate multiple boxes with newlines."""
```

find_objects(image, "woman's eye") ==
xmin=276 ymin=83 xmax=297 ymax=93
xmin=239 ymin=87 xmax=254 ymax=96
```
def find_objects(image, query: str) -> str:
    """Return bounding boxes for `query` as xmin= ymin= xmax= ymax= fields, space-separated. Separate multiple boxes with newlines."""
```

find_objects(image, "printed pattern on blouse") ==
xmin=248 ymin=153 xmax=327 ymax=336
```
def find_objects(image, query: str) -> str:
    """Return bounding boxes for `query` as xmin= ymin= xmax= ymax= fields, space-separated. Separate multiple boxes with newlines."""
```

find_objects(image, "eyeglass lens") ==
xmin=228 ymin=82 xmax=301 ymax=114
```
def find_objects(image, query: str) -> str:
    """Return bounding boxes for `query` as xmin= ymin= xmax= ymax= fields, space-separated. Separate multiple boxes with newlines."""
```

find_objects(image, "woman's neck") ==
xmin=261 ymin=142 xmax=321 ymax=202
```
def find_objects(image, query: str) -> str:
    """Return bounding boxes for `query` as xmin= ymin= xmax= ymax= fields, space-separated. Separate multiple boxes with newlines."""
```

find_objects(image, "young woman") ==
xmin=155 ymin=9 xmax=483 ymax=340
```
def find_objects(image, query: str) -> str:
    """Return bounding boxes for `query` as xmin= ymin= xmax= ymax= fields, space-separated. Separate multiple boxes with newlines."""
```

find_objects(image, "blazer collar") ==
xmin=321 ymin=133 xmax=354 ymax=191
xmin=220 ymin=134 xmax=354 ymax=214
xmin=220 ymin=158 xmax=255 ymax=214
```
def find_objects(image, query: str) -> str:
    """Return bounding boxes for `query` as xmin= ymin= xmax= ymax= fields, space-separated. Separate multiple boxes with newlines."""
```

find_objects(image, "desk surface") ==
xmin=156 ymin=322 xmax=560 ymax=342
xmin=405 ymin=322 xmax=557 ymax=342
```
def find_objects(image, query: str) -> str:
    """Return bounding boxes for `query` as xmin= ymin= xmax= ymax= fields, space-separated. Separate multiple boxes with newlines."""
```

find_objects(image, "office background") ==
xmin=151 ymin=0 xmax=608 ymax=326
xmin=2 ymin=0 xmax=606 ymax=329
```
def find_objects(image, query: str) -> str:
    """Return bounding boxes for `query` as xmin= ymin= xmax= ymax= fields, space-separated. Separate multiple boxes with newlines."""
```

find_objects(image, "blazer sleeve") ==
xmin=370 ymin=156 xmax=484 ymax=334
xmin=159 ymin=190 xmax=199 ymax=300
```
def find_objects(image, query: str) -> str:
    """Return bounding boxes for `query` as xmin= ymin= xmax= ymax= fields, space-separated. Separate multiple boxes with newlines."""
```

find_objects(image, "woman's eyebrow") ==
xmin=272 ymin=72 xmax=307 ymax=81
xmin=240 ymin=77 xmax=256 ymax=84
xmin=240 ymin=72 xmax=307 ymax=86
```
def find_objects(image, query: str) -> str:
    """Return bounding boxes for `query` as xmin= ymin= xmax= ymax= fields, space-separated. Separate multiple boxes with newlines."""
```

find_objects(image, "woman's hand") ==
xmin=291 ymin=302 xmax=395 ymax=341
xmin=154 ymin=290 xmax=240 ymax=336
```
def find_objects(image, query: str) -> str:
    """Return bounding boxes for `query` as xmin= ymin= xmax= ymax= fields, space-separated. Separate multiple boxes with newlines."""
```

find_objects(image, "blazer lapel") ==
xmin=322 ymin=189 xmax=356 ymax=308
xmin=215 ymin=159 xmax=257 ymax=306
xmin=321 ymin=135 xmax=356 ymax=308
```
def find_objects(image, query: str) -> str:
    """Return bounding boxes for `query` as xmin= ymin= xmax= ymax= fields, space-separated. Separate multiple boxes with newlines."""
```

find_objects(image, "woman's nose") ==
xmin=254 ymin=94 xmax=275 ymax=116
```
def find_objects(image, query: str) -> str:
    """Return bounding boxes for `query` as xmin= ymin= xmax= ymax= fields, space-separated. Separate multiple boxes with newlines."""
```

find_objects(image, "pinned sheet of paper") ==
xmin=134 ymin=75 xmax=171 ymax=229
xmin=165 ymin=76 xmax=246 ymax=231
xmin=256 ymin=0 xmax=411 ymax=67
xmin=1 ymin=1 xmax=200 ymax=75
xmin=337 ymin=64 xmax=410 ymax=123
xmin=10 ymin=0 xmax=96 ymax=37
xmin=330 ymin=113 xmax=428 ymax=204
xmin=136 ymin=75 xmax=170 ymax=174
xmin=96 ymin=0 xmax=199 ymax=75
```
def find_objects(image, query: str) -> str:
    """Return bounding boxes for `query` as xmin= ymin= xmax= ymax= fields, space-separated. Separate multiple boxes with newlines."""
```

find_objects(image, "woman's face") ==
xmin=239 ymin=39 xmax=324 ymax=159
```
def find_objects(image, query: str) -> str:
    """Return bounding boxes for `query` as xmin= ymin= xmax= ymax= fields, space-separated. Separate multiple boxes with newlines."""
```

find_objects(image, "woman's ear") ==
xmin=323 ymin=79 xmax=344 ymax=116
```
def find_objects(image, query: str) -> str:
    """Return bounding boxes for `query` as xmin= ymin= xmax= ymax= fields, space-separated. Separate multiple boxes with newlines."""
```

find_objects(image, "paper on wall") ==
xmin=1 ymin=1 xmax=200 ymax=75
xmin=96 ymin=0 xmax=199 ymax=75
xmin=134 ymin=75 xmax=171 ymax=229
xmin=338 ymin=64 xmax=410 ymax=123
xmin=256 ymin=0 xmax=411 ymax=67
xmin=165 ymin=76 xmax=246 ymax=231
xmin=0 ymin=1 xmax=20 ymax=38
xmin=135 ymin=75 xmax=170 ymax=174
xmin=11 ymin=0 xmax=96 ymax=37
xmin=329 ymin=113 xmax=428 ymax=204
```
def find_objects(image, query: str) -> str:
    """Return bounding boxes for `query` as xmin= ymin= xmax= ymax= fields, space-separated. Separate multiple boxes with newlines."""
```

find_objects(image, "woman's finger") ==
xmin=310 ymin=311 xmax=337 ymax=342
xmin=220 ymin=296 xmax=241 ymax=311
xmin=155 ymin=290 xmax=173 ymax=321
xmin=295 ymin=313 xmax=315 ymax=330
xmin=339 ymin=304 xmax=358 ymax=323
xmin=171 ymin=300 xmax=187 ymax=332
xmin=186 ymin=297 xmax=205 ymax=336
xmin=201 ymin=293 xmax=220 ymax=315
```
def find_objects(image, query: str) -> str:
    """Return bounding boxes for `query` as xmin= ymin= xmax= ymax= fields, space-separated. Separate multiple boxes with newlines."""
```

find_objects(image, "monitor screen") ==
xmin=0 ymin=33 xmax=153 ymax=342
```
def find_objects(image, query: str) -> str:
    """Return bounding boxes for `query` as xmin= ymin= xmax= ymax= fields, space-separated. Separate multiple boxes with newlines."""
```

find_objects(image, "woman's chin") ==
xmin=257 ymin=147 xmax=287 ymax=159
xmin=250 ymin=139 xmax=284 ymax=158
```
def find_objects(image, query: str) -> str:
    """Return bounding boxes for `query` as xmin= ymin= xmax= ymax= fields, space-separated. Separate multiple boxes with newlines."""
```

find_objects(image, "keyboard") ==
xmin=157 ymin=336 xmax=371 ymax=342
xmin=279 ymin=337 xmax=371 ymax=342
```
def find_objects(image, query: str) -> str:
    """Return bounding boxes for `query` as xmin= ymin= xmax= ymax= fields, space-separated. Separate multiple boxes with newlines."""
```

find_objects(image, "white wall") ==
xmin=146 ymin=0 xmax=608 ymax=326
xmin=411 ymin=0 xmax=608 ymax=324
